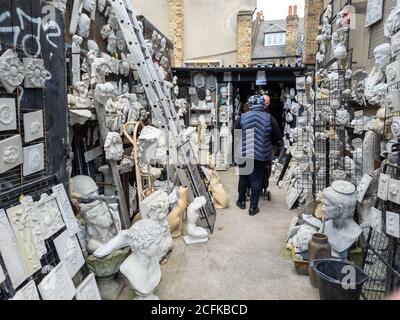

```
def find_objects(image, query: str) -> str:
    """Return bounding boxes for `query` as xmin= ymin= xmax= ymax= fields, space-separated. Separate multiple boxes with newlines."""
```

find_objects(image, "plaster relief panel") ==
xmin=23 ymin=144 xmax=45 ymax=176
xmin=0 ymin=135 xmax=23 ymax=174
xmin=52 ymin=184 xmax=80 ymax=236
xmin=54 ymin=231 xmax=85 ymax=277
xmin=34 ymin=194 xmax=65 ymax=239
xmin=371 ymin=207 xmax=383 ymax=233
xmin=356 ymin=174 xmax=373 ymax=203
xmin=378 ymin=173 xmax=390 ymax=201
xmin=388 ymin=89 xmax=400 ymax=113
xmin=386 ymin=60 xmax=400 ymax=87
xmin=38 ymin=262 xmax=76 ymax=300
xmin=23 ymin=110 xmax=44 ymax=143
xmin=386 ymin=211 xmax=400 ymax=239
xmin=388 ymin=179 xmax=400 ymax=205
xmin=20 ymin=196 xmax=47 ymax=259
xmin=365 ymin=0 xmax=383 ymax=27
xmin=0 ymin=49 xmax=25 ymax=93
xmin=0 ymin=209 xmax=28 ymax=288
xmin=23 ymin=58 xmax=49 ymax=88
xmin=193 ymin=73 xmax=206 ymax=88
xmin=11 ymin=280 xmax=40 ymax=300
xmin=0 ymin=98 xmax=16 ymax=132
xmin=75 ymin=273 xmax=101 ymax=300
xmin=6 ymin=205 xmax=41 ymax=276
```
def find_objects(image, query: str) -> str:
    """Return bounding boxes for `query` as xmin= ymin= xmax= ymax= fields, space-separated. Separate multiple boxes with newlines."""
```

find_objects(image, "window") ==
xmin=264 ymin=32 xmax=286 ymax=46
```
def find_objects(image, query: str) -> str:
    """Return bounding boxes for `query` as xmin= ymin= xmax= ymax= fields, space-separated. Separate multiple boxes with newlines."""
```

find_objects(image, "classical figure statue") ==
xmin=70 ymin=175 xmax=117 ymax=254
xmin=183 ymin=196 xmax=209 ymax=245
xmin=168 ymin=186 xmax=189 ymax=238
xmin=322 ymin=180 xmax=362 ymax=259
xmin=197 ymin=115 xmax=208 ymax=146
xmin=94 ymin=219 xmax=163 ymax=300
xmin=140 ymin=190 xmax=173 ymax=260
xmin=365 ymin=43 xmax=391 ymax=105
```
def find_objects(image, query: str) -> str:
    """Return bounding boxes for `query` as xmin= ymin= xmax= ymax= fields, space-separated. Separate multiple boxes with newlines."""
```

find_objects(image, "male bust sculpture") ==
xmin=94 ymin=219 xmax=163 ymax=300
xmin=322 ymin=181 xmax=362 ymax=259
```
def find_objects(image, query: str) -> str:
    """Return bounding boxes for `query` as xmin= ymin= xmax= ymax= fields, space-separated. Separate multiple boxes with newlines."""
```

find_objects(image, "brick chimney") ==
xmin=237 ymin=10 xmax=254 ymax=66
xmin=302 ymin=0 xmax=324 ymax=65
xmin=168 ymin=0 xmax=185 ymax=67
xmin=285 ymin=5 xmax=299 ymax=64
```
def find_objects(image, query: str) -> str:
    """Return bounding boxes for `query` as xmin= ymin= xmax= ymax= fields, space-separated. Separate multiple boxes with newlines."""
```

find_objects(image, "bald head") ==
xmin=263 ymin=95 xmax=270 ymax=109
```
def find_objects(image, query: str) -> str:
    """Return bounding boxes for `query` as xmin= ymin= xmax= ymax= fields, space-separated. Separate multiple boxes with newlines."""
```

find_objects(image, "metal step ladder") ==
xmin=111 ymin=0 xmax=217 ymax=232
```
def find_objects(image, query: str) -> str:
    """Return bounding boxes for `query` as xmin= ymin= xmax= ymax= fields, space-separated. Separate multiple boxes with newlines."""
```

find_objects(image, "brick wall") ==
xmin=237 ymin=10 xmax=253 ymax=66
xmin=285 ymin=6 xmax=299 ymax=62
xmin=168 ymin=0 xmax=185 ymax=67
xmin=302 ymin=0 xmax=324 ymax=65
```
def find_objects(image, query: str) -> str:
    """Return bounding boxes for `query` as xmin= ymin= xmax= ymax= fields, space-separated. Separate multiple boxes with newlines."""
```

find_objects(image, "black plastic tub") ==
xmin=311 ymin=259 xmax=369 ymax=300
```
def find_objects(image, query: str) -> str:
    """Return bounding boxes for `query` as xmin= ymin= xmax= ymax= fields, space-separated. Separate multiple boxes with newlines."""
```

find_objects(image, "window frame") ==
xmin=264 ymin=32 xmax=286 ymax=47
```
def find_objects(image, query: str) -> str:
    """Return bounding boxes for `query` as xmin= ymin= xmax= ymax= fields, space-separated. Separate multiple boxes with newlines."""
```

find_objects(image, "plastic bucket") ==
xmin=311 ymin=259 xmax=369 ymax=300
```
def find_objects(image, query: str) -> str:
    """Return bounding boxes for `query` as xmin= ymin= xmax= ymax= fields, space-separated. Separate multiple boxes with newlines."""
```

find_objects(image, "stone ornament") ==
xmin=0 ymin=135 xmax=23 ymax=174
xmin=388 ymin=178 xmax=400 ymax=204
xmin=52 ymin=184 xmax=80 ymax=236
xmin=365 ymin=0 xmax=384 ymax=27
xmin=23 ymin=110 xmax=44 ymax=143
xmin=34 ymin=193 xmax=65 ymax=239
xmin=356 ymin=174 xmax=373 ymax=203
xmin=140 ymin=190 xmax=173 ymax=260
xmin=386 ymin=60 xmax=400 ymax=86
xmin=391 ymin=116 xmax=400 ymax=138
xmin=6 ymin=205 xmax=42 ymax=276
xmin=38 ymin=262 xmax=76 ymax=300
xmin=0 ymin=208 xmax=28 ymax=288
xmin=76 ymin=273 xmax=101 ymax=300
xmin=378 ymin=173 xmax=390 ymax=200
xmin=23 ymin=58 xmax=49 ymax=88
xmin=94 ymin=219 xmax=163 ymax=300
xmin=11 ymin=280 xmax=40 ymax=300
xmin=386 ymin=211 xmax=400 ymax=238
xmin=0 ymin=49 xmax=25 ymax=93
xmin=54 ymin=231 xmax=85 ymax=277
xmin=104 ymin=132 xmax=124 ymax=161
xmin=23 ymin=143 xmax=45 ymax=176
xmin=0 ymin=98 xmax=16 ymax=132
xmin=20 ymin=196 xmax=47 ymax=258
xmin=183 ymin=196 xmax=209 ymax=245
xmin=193 ymin=73 xmax=206 ymax=88
xmin=335 ymin=107 xmax=351 ymax=125
xmin=371 ymin=207 xmax=383 ymax=232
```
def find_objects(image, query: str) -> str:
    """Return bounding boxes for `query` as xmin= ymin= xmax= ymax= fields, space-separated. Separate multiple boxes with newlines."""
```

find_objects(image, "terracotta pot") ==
xmin=308 ymin=233 xmax=331 ymax=288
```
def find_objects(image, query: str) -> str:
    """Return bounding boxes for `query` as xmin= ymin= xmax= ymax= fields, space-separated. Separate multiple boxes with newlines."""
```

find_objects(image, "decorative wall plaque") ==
xmin=38 ymin=262 xmax=76 ymax=300
xmin=6 ymin=205 xmax=42 ymax=276
xmin=23 ymin=144 xmax=45 ymax=176
xmin=75 ymin=273 xmax=101 ymax=300
xmin=0 ymin=209 xmax=29 ymax=288
xmin=11 ymin=280 xmax=40 ymax=300
xmin=0 ymin=49 xmax=25 ymax=93
xmin=34 ymin=194 xmax=65 ymax=239
xmin=386 ymin=60 xmax=400 ymax=86
xmin=365 ymin=0 xmax=383 ymax=27
xmin=388 ymin=178 xmax=400 ymax=205
xmin=52 ymin=184 xmax=80 ymax=236
xmin=23 ymin=110 xmax=44 ymax=143
xmin=193 ymin=73 xmax=206 ymax=88
xmin=377 ymin=173 xmax=390 ymax=201
xmin=371 ymin=207 xmax=383 ymax=233
xmin=0 ymin=135 xmax=23 ymax=174
xmin=23 ymin=58 xmax=49 ymax=88
xmin=296 ymin=77 xmax=306 ymax=91
xmin=0 ymin=98 xmax=16 ymax=132
xmin=356 ymin=174 xmax=373 ymax=203
xmin=53 ymin=231 xmax=85 ymax=277
xmin=386 ymin=211 xmax=400 ymax=238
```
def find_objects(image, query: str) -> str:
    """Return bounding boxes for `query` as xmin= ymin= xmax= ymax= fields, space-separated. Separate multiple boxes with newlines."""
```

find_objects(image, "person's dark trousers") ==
xmin=238 ymin=160 xmax=268 ymax=209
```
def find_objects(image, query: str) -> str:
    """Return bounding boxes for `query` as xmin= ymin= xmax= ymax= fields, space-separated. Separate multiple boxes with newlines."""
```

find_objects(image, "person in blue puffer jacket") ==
xmin=234 ymin=94 xmax=281 ymax=216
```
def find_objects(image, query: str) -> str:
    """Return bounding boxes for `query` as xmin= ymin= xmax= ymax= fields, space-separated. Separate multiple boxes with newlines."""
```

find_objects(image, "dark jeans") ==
xmin=238 ymin=160 xmax=268 ymax=209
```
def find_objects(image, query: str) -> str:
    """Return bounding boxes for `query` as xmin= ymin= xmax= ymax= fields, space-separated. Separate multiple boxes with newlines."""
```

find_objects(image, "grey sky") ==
xmin=257 ymin=0 xmax=305 ymax=20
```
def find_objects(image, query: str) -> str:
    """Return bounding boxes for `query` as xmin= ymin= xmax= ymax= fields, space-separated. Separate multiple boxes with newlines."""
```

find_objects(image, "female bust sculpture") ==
xmin=94 ymin=219 xmax=163 ymax=300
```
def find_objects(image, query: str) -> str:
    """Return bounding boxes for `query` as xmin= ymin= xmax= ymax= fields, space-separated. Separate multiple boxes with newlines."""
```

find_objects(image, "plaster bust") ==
xmin=104 ymin=132 xmax=124 ymax=161
xmin=94 ymin=219 xmax=163 ymax=300
xmin=322 ymin=181 xmax=362 ymax=259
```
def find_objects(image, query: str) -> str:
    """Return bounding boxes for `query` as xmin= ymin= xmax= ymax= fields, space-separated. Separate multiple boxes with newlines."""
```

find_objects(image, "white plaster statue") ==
xmin=107 ymin=31 xmax=117 ymax=55
xmin=94 ymin=82 xmax=115 ymax=105
xmin=94 ymin=219 xmax=163 ymax=300
xmin=104 ymin=132 xmax=124 ymax=161
xmin=72 ymin=35 xmax=83 ymax=85
xmin=370 ymin=107 xmax=393 ymax=138
xmin=78 ymin=13 xmax=91 ymax=38
xmin=105 ymin=99 xmax=124 ymax=133
xmin=365 ymin=43 xmax=391 ymax=105
xmin=120 ymin=93 xmax=148 ymax=132
xmin=322 ymin=181 xmax=362 ymax=259
xmin=83 ymin=0 xmax=96 ymax=14
xmin=384 ymin=0 xmax=400 ymax=38
xmin=197 ymin=115 xmax=208 ymax=146
xmin=140 ymin=191 xmax=173 ymax=260
xmin=90 ymin=56 xmax=112 ymax=86
xmin=183 ymin=196 xmax=209 ymax=245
